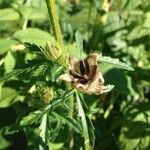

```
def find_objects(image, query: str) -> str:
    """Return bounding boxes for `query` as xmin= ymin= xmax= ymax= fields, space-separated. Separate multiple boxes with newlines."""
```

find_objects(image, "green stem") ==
xmin=66 ymin=83 xmax=74 ymax=149
xmin=45 ymin=1 xmax=74 ymax=148
xmin=22 ymin=18 xmax=28 ymax=30
xmin=45 ymin=0 xmax=64 ymax=50
xmin=104 ymin=92 xmax=118 ymax=119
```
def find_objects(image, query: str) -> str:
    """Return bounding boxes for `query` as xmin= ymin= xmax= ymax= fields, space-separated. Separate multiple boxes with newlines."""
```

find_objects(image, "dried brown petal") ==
xmin=69 ymin=56 xmax=79 ymax=70
xmin=58 ymin=74 xmax=72 ymax=82
xmin=58 ymin=53 xmax=108 ymax=95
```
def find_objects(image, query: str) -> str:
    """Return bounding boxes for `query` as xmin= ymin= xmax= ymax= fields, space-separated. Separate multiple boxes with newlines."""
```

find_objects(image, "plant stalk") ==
xmin=45 ymin=0 xmax=74 ymax=148
xmin=45 ymin=0 xmax=64 ymax=50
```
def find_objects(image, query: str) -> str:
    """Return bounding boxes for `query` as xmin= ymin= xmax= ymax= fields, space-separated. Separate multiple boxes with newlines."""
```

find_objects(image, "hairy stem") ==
xmin=45 ymin=0 xmax=64 ymax=50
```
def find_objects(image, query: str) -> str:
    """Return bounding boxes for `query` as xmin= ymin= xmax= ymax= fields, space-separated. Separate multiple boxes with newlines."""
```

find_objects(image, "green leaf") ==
xmin=104 ymin=68 xmax=130 ymax=94
xmin=0 ymin=8 xmax=20 ymax=21
xmin=138 ymin=136 xmax=150 ymax=150
xmin=126 ymin=76 xmax=139 ymax=97
xmin=20 ymin=111 xmax=41 ymax=126
xmin=143 ymin=12 xmax=150 ymax=28
xmin=76 ymin=92 xmax=92 ymax=149
xmin=69 ymin=8 xmax=96 ymax=32
xmin=127 ymin=26 xmax=150 ymax=41
xmin=0 ymin=130 xmax=11 ymax=149
xmin=119 ymin=134 xmax=140 ymax=150
xmin=4 ymin=51 xmax=16 ymax=73
xmin=49 ymin=121 xmax=63 ymax=142
xmin=19 ymin=6 xmax=46 ymax=20
xmin=51 ymin=112 xmax=82 ymax=134
xmin=12 ymin=28 xmax=53 ymax=47
xmin=122 ymin=0 xmax=142 ymax=10
xmin=0 ymin=88 xmax=24 ymax=108
xmin=86 ymin=117 xmax=95 ymax=148
xmin=0 ymin=38 xmax=18 ymax=55
xmin=66 ymin=43 xmax=86 ymax=59
xmin=0 ymin=66 xmax=36 ymax=82
xmin=2 ymin=89 xmax=74 ymax=129
xmin=40 ymin=89 xmax=75 ymax=116
xmin=48 ymin=142 xmax=64 ymax=150
xmin=119 ymin=103 xmax=150 ymax=150
xmin=99 ymin=56 xmax=134 ymax=71
xmin=29 ymin=89 xmax=75 ymax=123
xmin=39 ymin=114 xmax=48 ymax=150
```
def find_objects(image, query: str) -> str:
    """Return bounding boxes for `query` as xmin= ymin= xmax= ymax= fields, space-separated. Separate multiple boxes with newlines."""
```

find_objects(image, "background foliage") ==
xmin=0 ymin=0 xmax=150 ymax=150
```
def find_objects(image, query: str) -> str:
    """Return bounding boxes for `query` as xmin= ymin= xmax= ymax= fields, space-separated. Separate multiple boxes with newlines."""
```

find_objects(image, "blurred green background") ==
xmin=0 ymin=0 xmax=150 ymax=150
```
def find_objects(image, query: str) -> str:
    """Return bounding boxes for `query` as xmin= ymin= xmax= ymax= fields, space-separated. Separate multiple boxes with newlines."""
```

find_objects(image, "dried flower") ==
xmin=58 ymin=53 xmax=110 ymax=95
